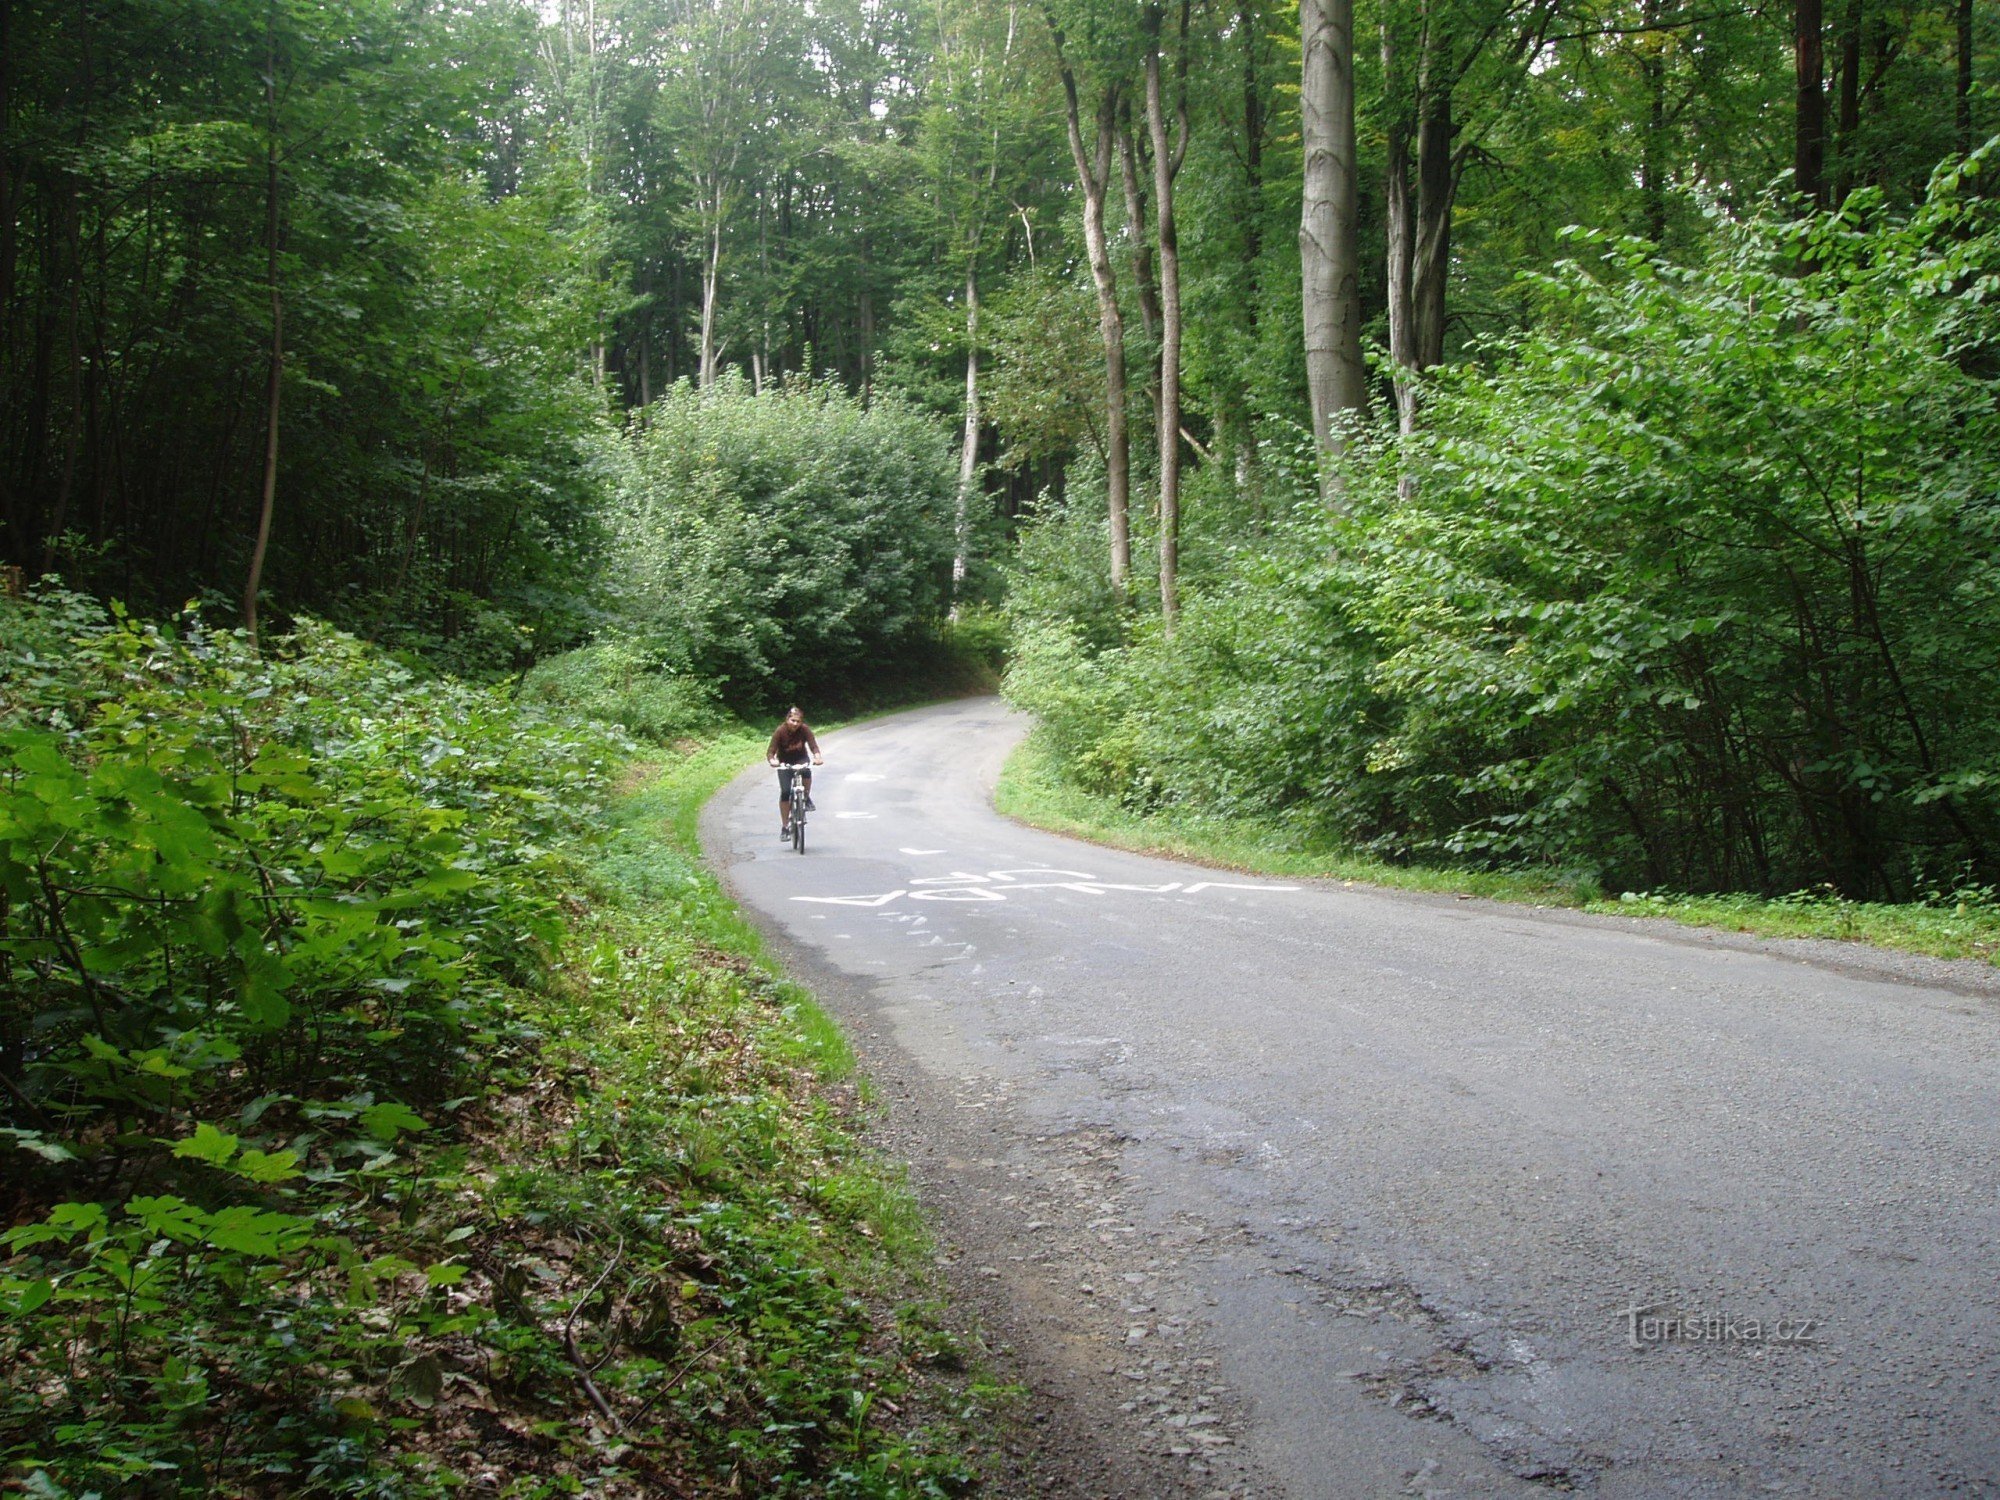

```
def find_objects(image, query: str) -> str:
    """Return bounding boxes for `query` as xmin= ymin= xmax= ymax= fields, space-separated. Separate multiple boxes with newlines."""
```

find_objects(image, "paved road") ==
xmin=705 ymin=699 xmax=2000 ymax=1499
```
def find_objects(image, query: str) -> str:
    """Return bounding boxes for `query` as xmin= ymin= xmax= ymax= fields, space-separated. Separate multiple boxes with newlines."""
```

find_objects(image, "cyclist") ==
xmin=767 ymin=706 xmax=824 ymax=841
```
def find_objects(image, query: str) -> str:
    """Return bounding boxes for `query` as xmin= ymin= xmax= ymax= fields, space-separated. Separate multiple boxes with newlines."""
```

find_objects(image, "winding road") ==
xmin=704 ymin=699 xmax=2000 ymax=1499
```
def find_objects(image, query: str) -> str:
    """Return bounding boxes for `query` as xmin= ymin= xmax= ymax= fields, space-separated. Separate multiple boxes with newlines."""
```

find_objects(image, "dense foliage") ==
xmin=2 ymin=0 xmax=613 ymax=660
xmin=1008 ymin=172 xmax=2000 ymax=900
xmin=0 ymin=593 xmax=984 ymax=1497
xmin=610 ymin=375 xmax=962 ymax=704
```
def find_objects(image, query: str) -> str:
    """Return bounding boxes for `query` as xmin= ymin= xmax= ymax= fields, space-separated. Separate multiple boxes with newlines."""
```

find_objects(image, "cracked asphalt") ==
xmin=703 ymin=698 xmax=2000 ymax=1499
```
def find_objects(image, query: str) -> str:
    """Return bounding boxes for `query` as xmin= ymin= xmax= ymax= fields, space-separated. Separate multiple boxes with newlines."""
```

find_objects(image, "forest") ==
xmin=3 ymin=0 xmax=1998 ymax=1491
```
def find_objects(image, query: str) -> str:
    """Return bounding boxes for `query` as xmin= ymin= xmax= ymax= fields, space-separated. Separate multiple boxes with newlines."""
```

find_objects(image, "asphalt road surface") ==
xmin=705 ymin=699 xmax=2000 ymax=1499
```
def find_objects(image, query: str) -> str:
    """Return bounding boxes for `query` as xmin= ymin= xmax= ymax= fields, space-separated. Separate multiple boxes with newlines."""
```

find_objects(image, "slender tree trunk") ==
xmin=1054 ymin=34 xmax=1132 ymax=592
xmin=1956 ymin=0 xmax=1974 ymax=154
xmin=1116 ymin=116 xmax=1162 ymax=344
xmin=243 ymin=12 xmax=283 ymax=643
xmin=699 ymin=191 xmax=722 ymax=387
xmin=40 ymin=190 xmax=82 ymax=575
xmin=1145 ymin=1 xmax=1188 ymax=630
xmin=1300 ymin=0 xmax=1367 ymax=479
xmin=1639 ymin=0 xmax=1668 ymax=241
xmin=1834 ymin=0 xmax=1862 ymax=201
xmin=1794 ymin=0 xmax=1826 ymax=207
xmin=1382 ymin=18 xmax=1416 ymax=435
xmin=1410 ymin=18 xmax=1455 ymax=373
xmin=953 ymin=264 xmax=979 ymax=607
xmin=1231 ymin=0 xmax=1264 ymax=499
xmin=638 ymin=306 xmax=652 ymax=408
xmin=858 ymin=252 xmax=875 ymax=402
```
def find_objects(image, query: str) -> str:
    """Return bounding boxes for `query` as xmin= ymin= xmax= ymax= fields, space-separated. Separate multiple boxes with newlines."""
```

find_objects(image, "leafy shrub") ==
xmin=1 ymin=592 xmax=991 ymax=1498
xmin=1010 ymin=159 xmax=2000 ymax=898
xmin=0 ymin=589 xmax=618 ymax=1493
xmin=521 ymin=635 xmax=723 ymax=741
xmin=611 ymin=373 xmax=960 ymax=704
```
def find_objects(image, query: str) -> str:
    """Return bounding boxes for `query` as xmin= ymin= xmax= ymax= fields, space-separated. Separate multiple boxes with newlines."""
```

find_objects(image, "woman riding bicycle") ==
xmin=767 ymin=706 xmax=824 ymax=841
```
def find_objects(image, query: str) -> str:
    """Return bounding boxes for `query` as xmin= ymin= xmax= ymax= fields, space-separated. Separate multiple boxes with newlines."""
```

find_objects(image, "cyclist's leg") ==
xmin=801 ymin=769 xmax=814 ymax=811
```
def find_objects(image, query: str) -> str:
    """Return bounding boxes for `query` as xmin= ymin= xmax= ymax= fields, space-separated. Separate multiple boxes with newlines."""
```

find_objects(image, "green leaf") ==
xmin=358 ymin=1102 xmax=430 ymax=1143
xmin=172 ymin=1122 xmax=240 ymax=1166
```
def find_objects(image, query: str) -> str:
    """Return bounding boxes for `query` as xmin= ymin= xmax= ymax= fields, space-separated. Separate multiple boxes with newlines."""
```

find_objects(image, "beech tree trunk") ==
xmin=1145 ymin=1 xmax=1189 ymax=629
xmin=953 ymin=264 xmax=979 ymax=604
xmin=1300 ymin=0 xmax=1366 ymax=479
xmin=1054 ymin=32 xmax=1132 ymax=591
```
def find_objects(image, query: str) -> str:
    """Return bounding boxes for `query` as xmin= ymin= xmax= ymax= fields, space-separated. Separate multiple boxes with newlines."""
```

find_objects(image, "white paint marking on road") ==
xmin=1183 ymin=881 xmax=1301 ymax=894
xmin=794 ymin=891 xmax=909 ymax=907
xmin=789 ymin=872 xmax=1298 ymax=910
xmin=901 ymin=847 xmax=946 ymax=855
xmin=834 ymin=811 xmax=878 ymax=820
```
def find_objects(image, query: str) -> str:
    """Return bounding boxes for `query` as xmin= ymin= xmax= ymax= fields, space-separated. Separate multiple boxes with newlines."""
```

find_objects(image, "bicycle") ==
xmin=776 ymin=761 xmax=817 ymax=853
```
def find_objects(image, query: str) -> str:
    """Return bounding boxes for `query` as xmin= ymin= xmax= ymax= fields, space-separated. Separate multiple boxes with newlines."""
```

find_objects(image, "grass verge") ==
xmin=445 ymin=733 xmax=998 ymax=1496
xmin=997 ymin=730 xmax=2000 ymax=967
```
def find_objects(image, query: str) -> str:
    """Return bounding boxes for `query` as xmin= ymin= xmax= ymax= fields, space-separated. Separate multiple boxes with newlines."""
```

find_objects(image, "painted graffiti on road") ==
xmin=791 ymin=866 xmax=1299 ymax=908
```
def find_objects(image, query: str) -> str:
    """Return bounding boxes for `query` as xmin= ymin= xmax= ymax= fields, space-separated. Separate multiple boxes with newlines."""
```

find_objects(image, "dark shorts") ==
xmin=775 ymin=763 xmax=813 ymax=797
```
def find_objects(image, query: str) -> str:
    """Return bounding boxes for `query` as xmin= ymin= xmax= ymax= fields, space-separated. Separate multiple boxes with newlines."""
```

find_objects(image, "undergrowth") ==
xmin=0 ymin=588 xmax=988 ymax=1497
xmin=998 ymin=731 xmax=2000 ymax=967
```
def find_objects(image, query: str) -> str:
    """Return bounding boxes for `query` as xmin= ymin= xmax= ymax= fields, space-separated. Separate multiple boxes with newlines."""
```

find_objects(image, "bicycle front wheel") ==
xmin=793 ymin=813 xmax=806 ymax=853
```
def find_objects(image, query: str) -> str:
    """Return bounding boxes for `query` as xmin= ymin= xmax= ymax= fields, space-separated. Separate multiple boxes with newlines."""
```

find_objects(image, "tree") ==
xmin=1143 ymin=0 xmax=1191 ymax=624
xmin=1047 ymin=7 xmax=1135 ymax=589
xmin=1300 ymin=0 xmax=1366 ymax=469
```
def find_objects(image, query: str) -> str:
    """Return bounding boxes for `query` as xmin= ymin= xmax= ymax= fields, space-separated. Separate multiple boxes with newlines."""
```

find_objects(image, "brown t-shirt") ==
xmin=768 ymin=720 xmax=820 ymax=763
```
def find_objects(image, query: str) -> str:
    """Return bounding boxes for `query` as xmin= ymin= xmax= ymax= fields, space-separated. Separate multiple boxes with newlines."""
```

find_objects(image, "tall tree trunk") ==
xmin=1794 ymin=0 xmax=1826 ymax=208
xmin=1639 ymin=0 xmax=1668 ymax=241
xmin=1958 ymin=0 xmax=1976 ymax=153
xmin=953 ymin=264 xmax=979 ymax=606
xmin=699 ymin=191 xmax=723 ymax=387
xmin=1145 ymin=1 xmax=1188 ymax=630
xmin=1383 ymin=108 xmax=1418 ymax=439
xmin=1054 ymin=33 xmax=1132 ymax=592
xmin=858 ymin=247 xmax=875 ymax=402
xmin=1231 ymin=0 xmax=1264 ymax=498
xmin=1300 ymin=0 xmax=1366 ymax=480
xmin=1116 ymin=114 xmax=1162 ymax=344
xmin=1834 ymin=0 xmax=1862 ymax=201
xmin=40 ymin=189 xmax=82 ymax=575
xmin=1411 ymin=60 xmax=1453 ymax=373
xmin=243 ymin=10 xmax=283 ymax=643
xmin=638 ymin=305 xmax=652 ymax=408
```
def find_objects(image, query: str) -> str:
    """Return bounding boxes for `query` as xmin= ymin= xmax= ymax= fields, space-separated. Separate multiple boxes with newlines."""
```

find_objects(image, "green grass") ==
xmin=997 ymin=731 xmax=2000 ymax=967
xmin=486 ymin=730 xmax=996 ymax=1494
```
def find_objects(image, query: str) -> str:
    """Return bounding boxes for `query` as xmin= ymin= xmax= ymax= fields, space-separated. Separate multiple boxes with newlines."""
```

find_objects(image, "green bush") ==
xmin=1008 ymin=158 xmax=2000 ymax=898
xmin=0 ymin=589 xmax=618 ymax=1493
xmin=611 ymin=374 xmax=961 ymax=704
xmin=521 ymin=635 xmax=724 ymax=741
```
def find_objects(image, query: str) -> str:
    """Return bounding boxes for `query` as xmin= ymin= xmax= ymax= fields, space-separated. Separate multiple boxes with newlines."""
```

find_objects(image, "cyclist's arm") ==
xmin=805 ymin=729 xmax=823 ymax=764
